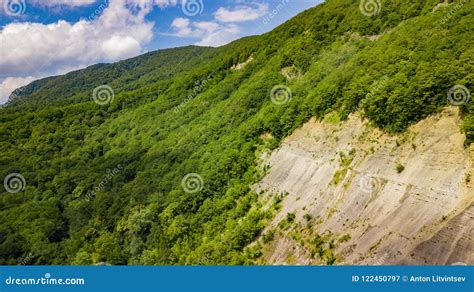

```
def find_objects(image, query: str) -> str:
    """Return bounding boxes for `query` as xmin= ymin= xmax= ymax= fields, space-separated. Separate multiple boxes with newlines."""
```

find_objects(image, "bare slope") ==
xmin=256 ymin=107 xmax=473 ymax=265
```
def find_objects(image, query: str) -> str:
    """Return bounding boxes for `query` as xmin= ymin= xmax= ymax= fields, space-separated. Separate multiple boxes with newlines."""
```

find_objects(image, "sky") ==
xmin=0 ymin=0 xmax=323 ymax=104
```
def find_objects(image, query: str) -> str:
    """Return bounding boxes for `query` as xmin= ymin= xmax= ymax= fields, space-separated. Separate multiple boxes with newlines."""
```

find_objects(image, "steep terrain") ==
xmin=255 ymin=107 xmax=473 ymax=265
xmin=0 ymin=0 xmax=472 ymax=265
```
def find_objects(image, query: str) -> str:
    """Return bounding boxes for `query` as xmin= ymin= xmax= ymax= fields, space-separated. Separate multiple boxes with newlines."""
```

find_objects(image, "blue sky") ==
xmin=0 ymin=0 xmax=323 ymax=103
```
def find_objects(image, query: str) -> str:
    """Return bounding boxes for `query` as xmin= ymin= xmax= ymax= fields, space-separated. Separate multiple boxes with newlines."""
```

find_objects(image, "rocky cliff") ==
xmin=256 ymin=107 xmax=473 ymax=265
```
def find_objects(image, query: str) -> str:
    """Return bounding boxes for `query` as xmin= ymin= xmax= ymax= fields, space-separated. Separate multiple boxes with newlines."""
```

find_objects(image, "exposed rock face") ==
xmin=398 ymin=203 xmax=473 ymax=265
xmin=255 ymin=107 xmax=473 ymax=265
xmin=231 ymin=56 xmax=253 ymax=71
xmin=433 ymin=0 xmax=450 ymax=12
xmin=280 ymin=66 xmax=301 ymax=80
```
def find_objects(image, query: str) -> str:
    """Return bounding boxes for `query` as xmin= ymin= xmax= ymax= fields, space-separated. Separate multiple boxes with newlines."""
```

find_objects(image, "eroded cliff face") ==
xmin=255 ymin=107 xmax=473 ymax=265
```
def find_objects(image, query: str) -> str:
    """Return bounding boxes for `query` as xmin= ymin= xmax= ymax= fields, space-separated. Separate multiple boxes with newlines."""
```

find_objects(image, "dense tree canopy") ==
xmin=0 ymin=0 xmax=472 ymax=265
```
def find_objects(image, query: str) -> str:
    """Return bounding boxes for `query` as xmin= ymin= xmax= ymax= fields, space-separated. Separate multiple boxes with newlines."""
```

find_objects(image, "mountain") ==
xmin=0 ymin=0 xmax=472 ymax=265
xmin=7 ymin=46 xmax=213 ymax=107
xmin=256 ymin=107 xmax=473 ymax=265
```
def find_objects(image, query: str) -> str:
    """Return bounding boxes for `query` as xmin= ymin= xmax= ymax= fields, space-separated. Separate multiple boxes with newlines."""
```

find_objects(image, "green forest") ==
xmin=0 ymin=0 xmax=472 ymax=265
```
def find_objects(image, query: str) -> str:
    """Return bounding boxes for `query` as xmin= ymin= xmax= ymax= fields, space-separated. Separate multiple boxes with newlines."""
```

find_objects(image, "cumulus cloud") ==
xmin=0 ymin=0 xmax=97 ymax=11
xmin=214 ymin=3 xmax=268 ymax=23
xmin=171 ymin=17 xmax=192 ymax=36
xmin=169 ymin=1 xmax=268 ymax=47
xmin=195 ymin=24 xmax=240 ymax=47
xmin=153 ymin=0 xmax=178 ymax=8
xmin=0 ymin=0 xmax=271 ymax=103
xmin=0 ymin=76 xmax=36 ymax=104
xmin=171 ymin=17 xmax=240 ymax=47
xmin=0 ymin=0 xmax=158 ymax=103
xmin=29 ymin=0 xmax=98 ymax=7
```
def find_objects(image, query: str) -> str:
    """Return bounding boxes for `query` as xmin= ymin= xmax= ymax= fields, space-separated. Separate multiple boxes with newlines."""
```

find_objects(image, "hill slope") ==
xmin=0 ymin=0 xmax=472 ymax=265
xmin=256 ymin=107 xmax=472 ymax=265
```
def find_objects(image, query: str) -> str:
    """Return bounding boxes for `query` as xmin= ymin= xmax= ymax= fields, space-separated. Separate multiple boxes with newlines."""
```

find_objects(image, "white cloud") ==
xmin=170 ymin=17 xmax=240 ymax=47
xmin=29 ymin=0 xmax=98 ymax=7
xmin=0 ymin=0 xmax=271 ymax=103
xmin=0 ymin=0 xmax=97 ymax=11
xmin=195 ymin=24 xmax=239 ymax=47
xmin=194 ymin=21 xmax=220 ymax=32
xmin=171 ymin=17 xmax=192 ymax=36
xmin=101 ymin=36 xmax=142 ymax=60
xmin=214 ymin=3 xmax=268 ymax=23
xmin=0 ymin=76 xmax=36 ymax=104
xmin=0 ymin=0 xmax=158 ymax=103
xmin=153 ymin=0 xmax=178 ymax=8
xmin=168 ymin=1 xmax=269 ymax=46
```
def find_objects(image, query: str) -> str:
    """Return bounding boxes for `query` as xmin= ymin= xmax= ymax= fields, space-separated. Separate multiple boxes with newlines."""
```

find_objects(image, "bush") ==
xmin=396 ymin=163 xmax=405 ymax=173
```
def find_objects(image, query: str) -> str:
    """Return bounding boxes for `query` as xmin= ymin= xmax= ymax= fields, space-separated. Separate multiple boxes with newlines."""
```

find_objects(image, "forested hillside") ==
xmin=0 ymin=0 xmax=472 ymax=265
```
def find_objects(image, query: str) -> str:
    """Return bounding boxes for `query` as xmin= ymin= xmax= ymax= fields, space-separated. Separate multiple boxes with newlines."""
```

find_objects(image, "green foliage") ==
xmin=262 ymin=229 xmax=275 ymax=244
xmin=0 ymin=0 xmax=472 ymax=265
xmin=286 ymin=213 xmax=296 ymax=223
xmin=396 ymin=163 xmax=406 ymax=174
xmin=338 ymin=234 xmax=351 ymax=243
